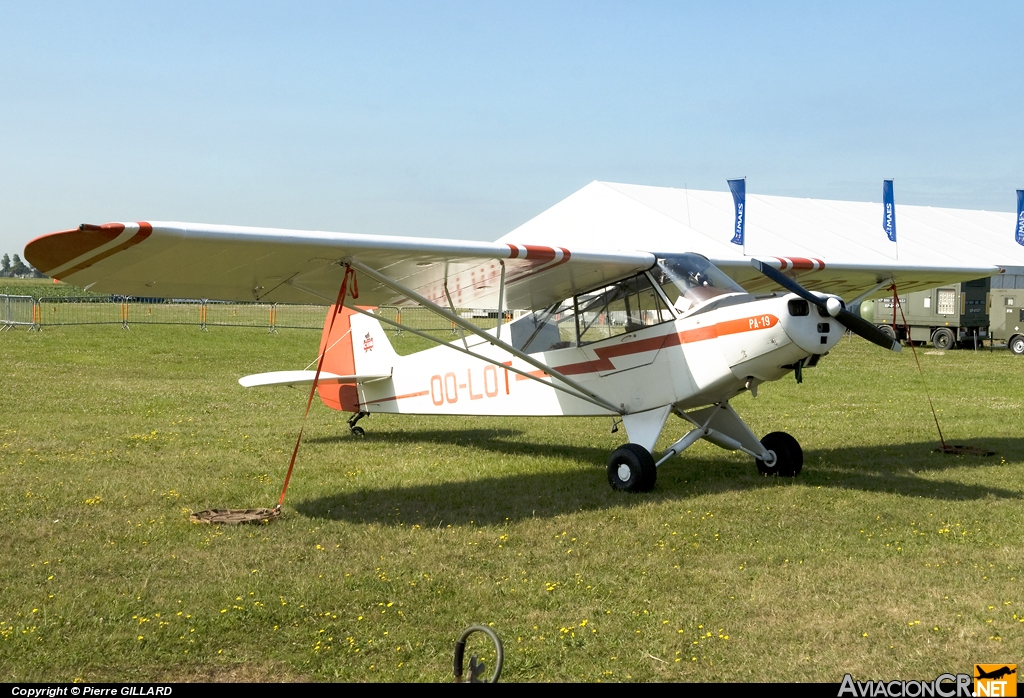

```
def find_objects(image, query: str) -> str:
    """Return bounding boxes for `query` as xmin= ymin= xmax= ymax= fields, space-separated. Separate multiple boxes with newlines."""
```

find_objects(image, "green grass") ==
xmin=0 ymin=278 xmax=101 ymax=299
xmin=1 ymin=326 xmax=1022 ymax=682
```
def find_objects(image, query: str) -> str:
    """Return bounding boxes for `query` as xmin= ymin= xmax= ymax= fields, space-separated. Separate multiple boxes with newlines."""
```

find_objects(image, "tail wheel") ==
xmin=1009 ymin=335 xmax=1024 ymax=356
xmin=932 ymin=328 xmax=955 ymax=350
xmin=756 ymin=432 xmax=803 ymax=477
xmin=607 ymin=444 xmax=657 ymax=493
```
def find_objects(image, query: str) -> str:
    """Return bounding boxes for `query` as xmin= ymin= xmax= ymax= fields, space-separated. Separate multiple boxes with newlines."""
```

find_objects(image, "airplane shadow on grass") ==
xmin=296 ymin=429 xmax=1023 ymax=526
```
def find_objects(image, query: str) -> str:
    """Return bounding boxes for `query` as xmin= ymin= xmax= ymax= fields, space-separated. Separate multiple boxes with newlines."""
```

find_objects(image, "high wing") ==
xmin=711 ymin=256 xmax=997 ymax=298
xmin=24 ymin=222 xmax=656 ymax=310
xmin=25 ymin=217 xmax=998 ymax=310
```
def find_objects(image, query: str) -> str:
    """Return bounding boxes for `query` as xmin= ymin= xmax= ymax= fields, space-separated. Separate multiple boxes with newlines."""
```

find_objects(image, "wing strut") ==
xmin=346 ymin=259 xmax=624 ymax=414
xmin=443 ymin=279 xmax=469 ymax=351
xmin=848 ymin=277 xmax=895 ymax=307
xmin=495 ymin=260 xmax=506 ymax=342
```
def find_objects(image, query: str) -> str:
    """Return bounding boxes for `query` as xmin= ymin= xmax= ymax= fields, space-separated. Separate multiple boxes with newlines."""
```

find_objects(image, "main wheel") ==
xmin=607 ymin=444 xmax=657 ymax=493
xmin=932 ymin=327 xmax=955 ymax=350
xmin=350 ymin=426 xmax=366 ymax=437
xmin=1009 ymin=335 xmax=1024 ymax=356
xmin=755 ymin=432 xmax=803 ymax=477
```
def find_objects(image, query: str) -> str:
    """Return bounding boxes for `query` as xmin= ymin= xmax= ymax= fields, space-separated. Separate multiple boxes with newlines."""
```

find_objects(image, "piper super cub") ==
xmin=24 ymin=221 xmax=994 ymax=492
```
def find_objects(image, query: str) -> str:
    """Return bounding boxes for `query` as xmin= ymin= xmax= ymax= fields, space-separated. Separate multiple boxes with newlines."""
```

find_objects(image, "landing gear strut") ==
xmin=348 ymin=411 xmax=368 ymax=436
xmin=605 ymin=402 xmax=806 ymax=492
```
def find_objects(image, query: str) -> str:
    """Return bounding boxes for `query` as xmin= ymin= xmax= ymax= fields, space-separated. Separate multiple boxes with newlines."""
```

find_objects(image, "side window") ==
xmin=576 ymin=273 xmax=674 ymax=345
xmin=508 ymin=272 xmax=677 ymax=353
xmin=509 ymin=299 xmax=577 ymax=354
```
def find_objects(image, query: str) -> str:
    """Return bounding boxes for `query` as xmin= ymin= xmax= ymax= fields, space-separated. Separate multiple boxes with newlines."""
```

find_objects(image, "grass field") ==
xmin=0 ymin=277 xmax=102 ymax=299
xmin=1 ymin=324 xmax=1022 ymax=682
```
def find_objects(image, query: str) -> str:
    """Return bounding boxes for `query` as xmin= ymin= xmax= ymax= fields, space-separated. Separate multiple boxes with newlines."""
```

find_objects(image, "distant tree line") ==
xmin=1 ymin=253 xmax=46 ymax=278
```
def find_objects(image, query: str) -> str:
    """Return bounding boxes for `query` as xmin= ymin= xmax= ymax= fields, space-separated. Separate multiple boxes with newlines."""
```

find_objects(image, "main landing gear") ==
xmin=606 ymin=402 xmax=804 ymax=492
xmin=348 ymin=411 xmax=368 ymax=437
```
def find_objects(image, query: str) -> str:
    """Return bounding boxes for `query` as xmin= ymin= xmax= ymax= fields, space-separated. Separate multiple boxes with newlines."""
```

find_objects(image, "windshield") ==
xmin=655 ymin=254 xmax=747 ymax=314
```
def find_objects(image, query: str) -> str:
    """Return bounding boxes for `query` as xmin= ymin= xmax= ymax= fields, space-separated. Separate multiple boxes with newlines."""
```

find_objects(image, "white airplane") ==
xmin=24 ymin=221 xmax=995 ymax=492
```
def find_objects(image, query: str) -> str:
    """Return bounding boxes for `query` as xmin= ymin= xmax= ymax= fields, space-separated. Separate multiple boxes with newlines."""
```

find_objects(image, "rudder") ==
xmin=316 ymin=306 xmax=397 ymax=412
xmin=316 ymin=305 xmax=359 ymax=412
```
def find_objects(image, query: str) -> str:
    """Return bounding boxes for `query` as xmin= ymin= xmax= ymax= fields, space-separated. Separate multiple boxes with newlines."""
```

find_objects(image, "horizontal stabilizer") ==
xmin=239 ymin=370 xmax=391 ymax=388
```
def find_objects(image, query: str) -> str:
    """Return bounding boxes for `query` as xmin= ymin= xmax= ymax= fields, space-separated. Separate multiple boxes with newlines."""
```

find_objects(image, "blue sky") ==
xmin=2 ymin=1 xmax=1022 ymax=256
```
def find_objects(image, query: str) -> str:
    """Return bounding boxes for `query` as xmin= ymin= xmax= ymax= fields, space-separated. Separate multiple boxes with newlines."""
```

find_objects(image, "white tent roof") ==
xmin=499 ymin=181 xmax=1022 ymax=296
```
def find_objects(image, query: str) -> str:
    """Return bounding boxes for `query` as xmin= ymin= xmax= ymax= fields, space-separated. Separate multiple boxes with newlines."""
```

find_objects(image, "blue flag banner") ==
xmin=882 ymin=179 xmax=897 ymax=243
xmin=728 ymin=178 xmax=745 ymax=246
xmin=1016 ymin=190 xmax=1024 ymax=247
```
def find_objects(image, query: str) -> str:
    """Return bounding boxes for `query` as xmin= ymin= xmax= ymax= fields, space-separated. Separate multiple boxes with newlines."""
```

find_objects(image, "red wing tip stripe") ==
xmin=774 ymin=256 xmax=826 ymax=271
xmin=26 ymin=223 xmax=130 ymax=274
xmin=506 ymin=244 xmax=570 ymax=262
xmin=35 ymin=223 xmax=154 ymax=278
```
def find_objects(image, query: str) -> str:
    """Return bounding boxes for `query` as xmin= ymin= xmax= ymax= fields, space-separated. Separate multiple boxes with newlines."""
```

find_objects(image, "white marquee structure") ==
xmin=500 ymin=181 xmax=1024 ymax=296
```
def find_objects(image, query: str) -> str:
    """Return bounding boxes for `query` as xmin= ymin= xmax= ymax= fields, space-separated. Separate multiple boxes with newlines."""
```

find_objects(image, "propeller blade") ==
xmin=751 ymin=259 xmax=901 ymax=353
xmin=834 ymin=308 xmax=901 ymax=352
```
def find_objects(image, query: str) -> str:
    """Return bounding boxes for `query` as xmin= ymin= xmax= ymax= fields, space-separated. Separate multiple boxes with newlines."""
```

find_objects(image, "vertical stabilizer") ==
xmin=349 ymin=309 xmax=399 ymax=376
xmin=316 ymin=306 xmax=397 ymax=412
xmin=316 ymin=305 xmax=359 ymax=412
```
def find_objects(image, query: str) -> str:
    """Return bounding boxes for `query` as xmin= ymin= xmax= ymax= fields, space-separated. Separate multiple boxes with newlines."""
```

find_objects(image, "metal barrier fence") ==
xmin=30 ymin=296 xmax=328 ymax=331
xmin=1 ymin=295 xmax=36 ymax=330
xmin=0 ymin=295 xmax=526 ymax=336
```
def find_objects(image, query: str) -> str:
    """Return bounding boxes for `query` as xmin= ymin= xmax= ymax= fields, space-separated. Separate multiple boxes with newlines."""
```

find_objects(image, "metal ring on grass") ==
xmin=453 ymin=625 xmax=503 ymax=683
xmin=189 ymin=508 xmax=281 ymax=525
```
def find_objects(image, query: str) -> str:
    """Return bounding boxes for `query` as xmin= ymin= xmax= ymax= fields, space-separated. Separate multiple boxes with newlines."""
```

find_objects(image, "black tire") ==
xmin=1009 ymin=335 xmax=1024 ymax=356
xmin=932 ymin=328 xmax=955 ymax=350
xmin=607 ymin=444 xmax=657 ymax=493
xmin=877 ymin=324 xmax=897 ymax=341
xmin=755 ymin=431 xmax=803 ymax=477
xmin=350 ymin=426 xmax=366 ymax=437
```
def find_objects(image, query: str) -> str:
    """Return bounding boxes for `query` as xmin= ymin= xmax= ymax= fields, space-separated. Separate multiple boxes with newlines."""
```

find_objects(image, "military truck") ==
xmin=858 ymin=277 xmax=990 ymax=349
xmin=857 ymin=268 xmax=1024 ymax=353
xmin=989 ymin=266 xmax=1024 ymax=355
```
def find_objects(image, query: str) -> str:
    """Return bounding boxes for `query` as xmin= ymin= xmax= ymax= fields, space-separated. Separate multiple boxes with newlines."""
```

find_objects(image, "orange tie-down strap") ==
xmin=276 ymin=266 xmax=358 ymax=510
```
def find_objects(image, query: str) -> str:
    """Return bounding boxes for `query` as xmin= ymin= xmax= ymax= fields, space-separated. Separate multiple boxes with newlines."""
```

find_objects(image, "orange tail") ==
xmin=316 ymin=305 xmax=360 ymax=412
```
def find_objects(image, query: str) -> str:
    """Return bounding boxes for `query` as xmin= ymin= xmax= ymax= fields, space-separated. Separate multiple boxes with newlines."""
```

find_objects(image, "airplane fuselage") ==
xmin=351 ymin=292 xmax=843 ymax=418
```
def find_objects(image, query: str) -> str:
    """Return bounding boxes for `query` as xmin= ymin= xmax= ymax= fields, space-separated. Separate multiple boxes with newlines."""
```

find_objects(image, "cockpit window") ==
xmin=507 ymin=271 xmax=677 ymax=353
xmin=654 ymin=254 xmax=747 ymax=315
xmin=575 ymin=272 xmax=675 ymax=344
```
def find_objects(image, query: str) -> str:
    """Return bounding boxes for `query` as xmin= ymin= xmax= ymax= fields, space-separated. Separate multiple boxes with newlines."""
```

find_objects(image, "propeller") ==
xmin=751 ymin=259 xmax=901 ymax=352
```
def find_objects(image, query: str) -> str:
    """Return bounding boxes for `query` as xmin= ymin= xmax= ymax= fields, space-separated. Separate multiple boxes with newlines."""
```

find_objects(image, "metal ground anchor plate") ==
xmin=934 ymin=445 xmax=996 ymax=457
xmin=189 ymin=508 xmax=281 ymax=525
